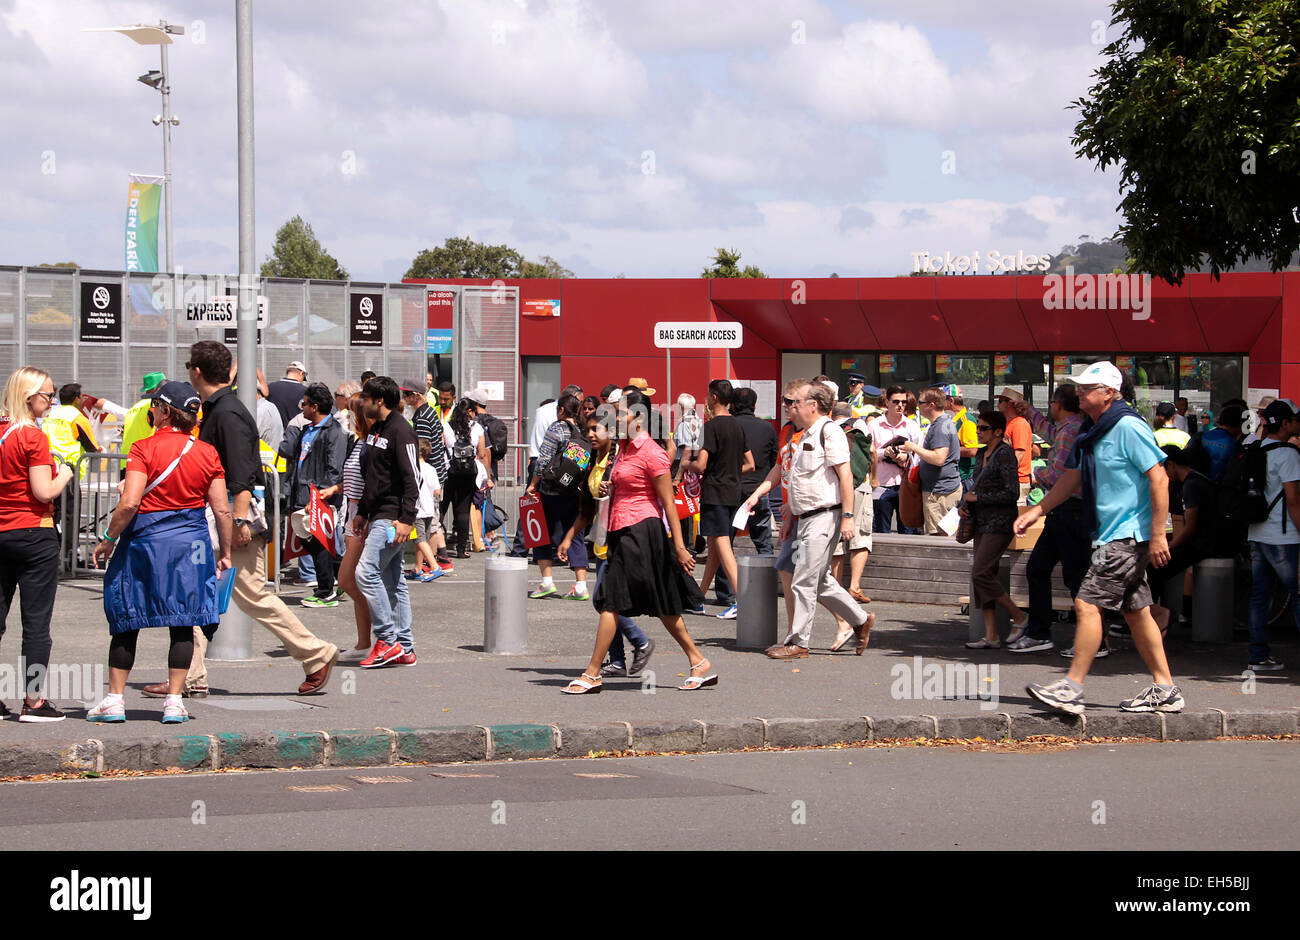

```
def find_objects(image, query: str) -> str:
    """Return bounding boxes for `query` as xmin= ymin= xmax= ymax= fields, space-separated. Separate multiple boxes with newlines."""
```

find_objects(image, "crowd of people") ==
xmin=2 ymin=349 xmax=1298 ymax=722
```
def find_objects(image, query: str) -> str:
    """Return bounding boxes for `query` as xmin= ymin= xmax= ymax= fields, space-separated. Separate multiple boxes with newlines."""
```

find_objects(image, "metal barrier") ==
xmin=68 ymin=450 xmax=284 ymax=593
xmin=67 ymin=452 xmax=127 ymax=577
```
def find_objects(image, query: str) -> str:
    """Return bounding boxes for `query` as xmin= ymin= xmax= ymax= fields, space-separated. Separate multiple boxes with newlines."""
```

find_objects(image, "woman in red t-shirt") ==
xmin=0 ymin=367 xmax=75 ymax=721
xmin=87 ymin=382 xmax=231 ymax=725
xmin=558 ymin=392 xmax=715 ymax=694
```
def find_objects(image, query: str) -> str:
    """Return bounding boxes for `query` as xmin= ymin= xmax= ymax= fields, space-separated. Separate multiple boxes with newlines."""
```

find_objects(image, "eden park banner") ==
xmin=125 ymin=174 xmax=163 ymax=273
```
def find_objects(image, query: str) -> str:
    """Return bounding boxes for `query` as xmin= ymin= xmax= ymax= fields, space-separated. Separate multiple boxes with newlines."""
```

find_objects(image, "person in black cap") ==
xmin=1152 ymin=401 xmax=1189 ymax=450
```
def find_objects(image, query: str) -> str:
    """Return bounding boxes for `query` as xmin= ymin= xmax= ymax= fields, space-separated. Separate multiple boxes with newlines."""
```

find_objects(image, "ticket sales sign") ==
xmin=183 ymin=296 xmax=268 ymax=328
xmin=653 ymin=321 xmax=744 ymax=349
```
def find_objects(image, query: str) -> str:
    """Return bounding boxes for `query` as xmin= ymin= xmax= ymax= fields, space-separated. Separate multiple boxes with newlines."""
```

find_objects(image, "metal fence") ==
xmin=0 ymin=265 xmax=426 ymax=410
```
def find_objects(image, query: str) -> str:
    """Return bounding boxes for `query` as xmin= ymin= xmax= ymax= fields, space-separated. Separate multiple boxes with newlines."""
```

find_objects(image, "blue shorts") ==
xmin=775 ymin=517 xmax=799 ymax=573
xmin=699 ymin=503 xmax=736 ymax=538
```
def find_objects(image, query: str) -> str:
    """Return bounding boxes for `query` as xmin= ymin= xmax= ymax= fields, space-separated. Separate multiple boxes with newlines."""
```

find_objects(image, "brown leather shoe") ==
xmin=766 ymin=644 xmax=810 ymax=660
xmin=763 ymin=644 xmax=788 ymax=656
xmin=854 ymin=611 xmax=876 ymax=656
xmin=297 ymin=651 xmax=338 ymax=695
xmin=849 ymin=587 xmax=872 ymax=604
xmin=142 ymin=682 xmax=207 ymax=698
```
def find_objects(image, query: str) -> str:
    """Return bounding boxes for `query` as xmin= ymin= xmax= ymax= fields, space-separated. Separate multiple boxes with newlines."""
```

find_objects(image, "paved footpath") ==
xmin=3 ymin=553 xmax=1296 ymax=774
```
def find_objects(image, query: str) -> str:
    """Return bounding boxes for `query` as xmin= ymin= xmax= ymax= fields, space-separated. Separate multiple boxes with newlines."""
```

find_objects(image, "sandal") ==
xmin=965 ymin=638 xmax=1001 ymax=649
xmin=829 ymin=628 xmax=855 ymax=652
xmin=562 ymin=673 xmax=603 ymax=695
xmin=678 ymin=659 xmax=718 ymax=691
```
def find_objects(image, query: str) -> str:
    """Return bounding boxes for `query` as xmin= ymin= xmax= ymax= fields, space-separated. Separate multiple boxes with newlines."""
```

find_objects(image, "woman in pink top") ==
xmin=561 ymin=391 xmax=715 ymax=694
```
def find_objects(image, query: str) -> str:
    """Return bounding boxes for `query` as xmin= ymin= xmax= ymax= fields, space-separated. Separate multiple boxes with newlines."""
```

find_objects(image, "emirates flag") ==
xmin=309 ymin=485 xmax=338 ymax=557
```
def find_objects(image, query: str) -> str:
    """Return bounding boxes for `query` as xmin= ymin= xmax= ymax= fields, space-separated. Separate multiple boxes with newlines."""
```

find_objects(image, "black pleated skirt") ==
xmin=592 ymin=517 xmax=704 ymax=618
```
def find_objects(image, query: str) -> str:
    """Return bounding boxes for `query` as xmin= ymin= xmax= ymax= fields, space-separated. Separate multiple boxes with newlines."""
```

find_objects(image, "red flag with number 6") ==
xmin=519 ymin=493 xmax=549 ymax=549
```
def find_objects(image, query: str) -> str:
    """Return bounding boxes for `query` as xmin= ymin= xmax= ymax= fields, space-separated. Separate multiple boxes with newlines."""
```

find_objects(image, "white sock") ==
xmin=541 ymin=577 xmax=554 ymax=588
xmin=103 ymin=693 xmax=124 ymax=704
xmin=164 ymin=694 xmax=183 ymax=706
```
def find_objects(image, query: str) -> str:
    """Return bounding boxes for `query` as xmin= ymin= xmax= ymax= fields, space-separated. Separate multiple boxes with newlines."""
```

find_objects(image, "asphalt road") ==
xmin=2 ymin=739 xmax=1296 ymax=851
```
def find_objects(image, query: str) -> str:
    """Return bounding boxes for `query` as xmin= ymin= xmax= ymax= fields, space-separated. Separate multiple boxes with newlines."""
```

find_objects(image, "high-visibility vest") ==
xmin=42 ymin=404 xmax=98 ymax=477
xmin=1153 ymin=426 xmax=1190 ymax=450
xmin=121 ymin=398 xmax=155 ymax=454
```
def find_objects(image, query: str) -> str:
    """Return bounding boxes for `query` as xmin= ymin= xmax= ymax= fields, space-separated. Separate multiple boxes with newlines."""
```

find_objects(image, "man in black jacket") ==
xmin=145 ymin=342 xmax=337 ymax=698
xmin=280 ymin=383 xmax=346 ymax=608
xmin=713 ymin=386 xmax=778 ymax=608
xmin=353 ymin=376 xmax=421 ymax=668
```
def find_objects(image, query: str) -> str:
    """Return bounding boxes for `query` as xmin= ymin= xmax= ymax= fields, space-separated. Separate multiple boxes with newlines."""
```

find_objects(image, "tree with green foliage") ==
xmin=261 ymin=216 xmax=348 ymax=280
xmin=518 ymin=255 xmax=575 ymax=278
xmin=35 ymin=261 xmax=80 ymax=269
xmin=1072 ymin=0 xmax=1300 ymax=282
xmin=701 ymin=247 xmax=766 ymax=278
xmin=407 ymin=238 xmax=573 ymax=279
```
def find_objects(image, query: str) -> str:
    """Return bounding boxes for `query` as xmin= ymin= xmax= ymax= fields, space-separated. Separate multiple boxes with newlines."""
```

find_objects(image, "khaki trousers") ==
xmin=922 ymin=488 xmax=961 ymax=535
xmin=188 ymin=538 xmax=337 ymax=689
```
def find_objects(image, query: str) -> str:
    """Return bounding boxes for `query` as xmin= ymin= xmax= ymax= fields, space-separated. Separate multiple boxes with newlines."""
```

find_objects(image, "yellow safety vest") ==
xmin=42 ymin=404 xmax=98 ymax=477
xmin=1153 ymin=426 xmax=1190 ymax=450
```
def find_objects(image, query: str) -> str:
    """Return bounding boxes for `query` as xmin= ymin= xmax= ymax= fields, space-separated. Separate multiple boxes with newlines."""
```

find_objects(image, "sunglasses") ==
xmin=782 ymin=397 xmax=799 ymax=406
xmin=888 ymin=398 xmax=907 ymax=405
xmin=976 ymin=425 xmax=992 ymax=432
xmin=32 ymin=390 xmax=56 ymax=402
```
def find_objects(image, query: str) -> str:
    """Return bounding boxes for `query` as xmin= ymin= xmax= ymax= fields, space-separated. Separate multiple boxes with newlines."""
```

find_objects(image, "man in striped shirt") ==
xmin=1007 ymin=383 xmax=1088 ymax=653
xmin=402 ymin=380 xmax=450 ymax=570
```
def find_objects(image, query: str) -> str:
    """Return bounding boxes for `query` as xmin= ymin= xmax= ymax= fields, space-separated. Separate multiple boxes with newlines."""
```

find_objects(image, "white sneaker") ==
xmin=86 ymin=697 xmax=126 ymax=723
xmin=162 ymin=700 xmax=190 ymax=724
xmin=717 ymin=605 xmax=738 ymax=620
xmin=1060 ymin=645 xmax=1109 ymax=659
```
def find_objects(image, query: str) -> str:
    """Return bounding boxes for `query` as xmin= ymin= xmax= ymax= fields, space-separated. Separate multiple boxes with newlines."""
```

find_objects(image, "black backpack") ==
xmin=540 ymin=422 xmax=592 ymax=494
xmin=1219 ymin=439 xmax=1300 ymax=534
xmin=448 ymin=431 xmax=477 ymax=477
xmin=479 ymin=413 xmax=509 ymax=462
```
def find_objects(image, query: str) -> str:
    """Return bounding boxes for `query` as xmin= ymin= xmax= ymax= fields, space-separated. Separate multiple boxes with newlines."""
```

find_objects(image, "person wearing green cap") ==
xmin=120 ymin=372 xmax=165 ymax=454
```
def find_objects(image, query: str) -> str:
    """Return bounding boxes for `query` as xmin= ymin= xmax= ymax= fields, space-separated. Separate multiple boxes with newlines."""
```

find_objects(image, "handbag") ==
xmin=954 ymin=504 xmax=974 ymax=544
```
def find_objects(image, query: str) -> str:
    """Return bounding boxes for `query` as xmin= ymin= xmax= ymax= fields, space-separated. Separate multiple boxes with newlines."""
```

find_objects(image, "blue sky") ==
xmin=1 ymin=0 xmax=1123 ymax=280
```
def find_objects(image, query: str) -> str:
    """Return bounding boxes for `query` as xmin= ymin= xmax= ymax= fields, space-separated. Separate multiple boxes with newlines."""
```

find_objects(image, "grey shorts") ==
xmin=415 ymin=515 xmax=441 ymax=543
xmin=1077 ymin=538 xmax=1152 ymax=613
xmin=775 ymin=517 xmax=799 ymax=573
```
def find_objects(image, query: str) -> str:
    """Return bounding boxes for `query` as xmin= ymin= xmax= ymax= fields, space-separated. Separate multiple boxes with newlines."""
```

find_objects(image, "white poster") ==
xmin=732 ymin=379 xmax=777 ymax=419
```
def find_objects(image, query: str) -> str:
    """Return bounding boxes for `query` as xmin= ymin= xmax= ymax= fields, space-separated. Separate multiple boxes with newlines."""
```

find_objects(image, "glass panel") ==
xmin=1118 ymin=355 xmax=1175 ymax=422
xmin=1177 ymin=356 xmax=1244 ymax=429
xmin=822 ymin=353 xmax=880 ymax=400
xmin=935 ymin=354 xmax=990 ymax=408
xmin=994 ymin=353 xmax=1050 ymax=409
xmin=877 ymin=352 xmax=932 ymax=396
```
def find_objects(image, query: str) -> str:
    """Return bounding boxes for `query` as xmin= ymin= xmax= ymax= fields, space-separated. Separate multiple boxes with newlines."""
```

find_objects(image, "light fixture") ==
xmin=137 ymin=69 xmax=164 ymax=89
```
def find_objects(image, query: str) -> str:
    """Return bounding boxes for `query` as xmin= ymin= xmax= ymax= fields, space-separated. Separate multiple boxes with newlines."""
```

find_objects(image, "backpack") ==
xmin=448 ymin=430 xmax=478 ymax=477
xmin=479 ymin=413 xmax=509 ymax=462
xmin=540 ymin=422 xmax=592 ymax=494
xmin=1219 ymin=439 xmax=1300 ymax=535
xmin=845 ymin=425 xmax=874 ymax=489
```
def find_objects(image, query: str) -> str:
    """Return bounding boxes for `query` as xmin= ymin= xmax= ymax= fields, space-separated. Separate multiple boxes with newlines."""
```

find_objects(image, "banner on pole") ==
xmin=126 ymin=173 xmax=165 ymax=319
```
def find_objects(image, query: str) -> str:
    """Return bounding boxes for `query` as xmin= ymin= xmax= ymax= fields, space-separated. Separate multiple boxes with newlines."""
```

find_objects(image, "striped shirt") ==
xmin=1025 ymin=405 xmax=1084 ymax=494
xmin=411 ymin=403 xmax=447 ymax=474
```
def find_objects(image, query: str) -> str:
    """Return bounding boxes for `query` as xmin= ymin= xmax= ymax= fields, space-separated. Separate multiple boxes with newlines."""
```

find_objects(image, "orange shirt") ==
xmin=1006 ymin=415 xmax=1032 ymax=485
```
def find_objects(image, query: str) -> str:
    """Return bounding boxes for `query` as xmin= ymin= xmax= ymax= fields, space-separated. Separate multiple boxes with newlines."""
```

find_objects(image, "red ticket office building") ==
xmin=408 ymin=272 xmax=1294 ymax=428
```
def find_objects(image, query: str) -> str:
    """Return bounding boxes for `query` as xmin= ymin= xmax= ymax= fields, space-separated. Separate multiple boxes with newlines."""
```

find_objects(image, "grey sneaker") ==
xmin=1026 ymin=678 xmax=1085 ymax=715
xmin=1119 ymin=684 xmax=1185 ymax=713
xmin=1247 ymin=657 xmax=1285 ymax=672
xmin=1008 ymin=635 xmax=1054 ymax=653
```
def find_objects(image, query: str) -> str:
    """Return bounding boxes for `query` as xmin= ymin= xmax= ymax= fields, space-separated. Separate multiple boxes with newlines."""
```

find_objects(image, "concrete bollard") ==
xmin=1191 ymin=557 xmax=1234 ymax=643
xmin=484 ymin=556 xmax=529 ymax=653
xmin=208 ymin=593 xmax=256 ymax=661
xmin=736 ymin=554 xmax=778 ymax=649
xmin=969 ymin=552 xmax=1012 ymax=643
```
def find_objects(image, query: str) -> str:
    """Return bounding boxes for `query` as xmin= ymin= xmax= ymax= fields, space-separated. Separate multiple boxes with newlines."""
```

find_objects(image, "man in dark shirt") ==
xmin=151 ymin=342 xmax=337 ymax=698
xmin=712 ymin=386 xmax=777 ymax=609
xmin=352 ymin=376 xmax=421 ymax=668
xmin=684 ymin=379 xmax=753 ymax=619
xmin=280 ymin=383 xmax=347 ymax=607
xmin=266 ymin=361 xmax=307 ymax=427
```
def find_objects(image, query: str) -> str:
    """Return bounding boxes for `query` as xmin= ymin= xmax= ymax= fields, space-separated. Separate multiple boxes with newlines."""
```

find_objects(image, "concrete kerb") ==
xmin=12 ymin=709 xmax=1300 ymax=776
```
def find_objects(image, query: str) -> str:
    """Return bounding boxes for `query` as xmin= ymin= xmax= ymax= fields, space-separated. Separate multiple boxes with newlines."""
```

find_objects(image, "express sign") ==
xmin=183 ymin=296 xmax=268 ymax=327
xmin=652 ymin=321 xmax=744 ymax=349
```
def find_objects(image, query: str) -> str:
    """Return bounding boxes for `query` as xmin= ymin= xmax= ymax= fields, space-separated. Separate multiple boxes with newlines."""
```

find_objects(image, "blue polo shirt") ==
xmin=1079 ymin=415 xmax=1168 ymax=545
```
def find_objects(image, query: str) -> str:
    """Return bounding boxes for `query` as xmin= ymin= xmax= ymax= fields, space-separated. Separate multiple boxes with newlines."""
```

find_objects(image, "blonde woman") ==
xmin=0 ymin=367 xmax=75 ymax=721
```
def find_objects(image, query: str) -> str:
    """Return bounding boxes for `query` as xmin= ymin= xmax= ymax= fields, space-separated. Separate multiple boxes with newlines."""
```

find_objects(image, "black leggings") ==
xmin=109 ymin=627 xmax=194 ymax=672
xmin=440 ymin=473 xmax=477 ymax=554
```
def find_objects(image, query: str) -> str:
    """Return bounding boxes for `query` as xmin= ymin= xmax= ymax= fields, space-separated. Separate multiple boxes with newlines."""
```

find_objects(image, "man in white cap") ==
xmin=267 ymin=361 xmax=308 ymax=428
xmin=1014 ymin=360 xmax=1183 ymax=714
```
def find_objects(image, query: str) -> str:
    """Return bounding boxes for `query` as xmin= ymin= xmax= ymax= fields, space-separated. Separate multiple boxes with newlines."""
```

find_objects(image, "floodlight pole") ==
xmin=159 ymin=35 xmax=175 ymax=275
xmin=235 ymin=0 xmax=257 ymax=414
